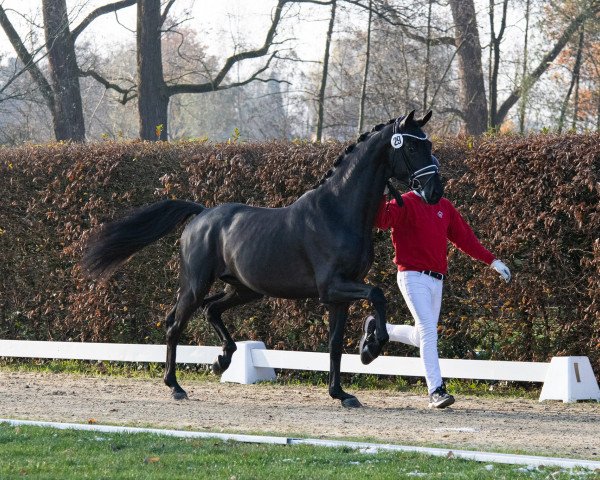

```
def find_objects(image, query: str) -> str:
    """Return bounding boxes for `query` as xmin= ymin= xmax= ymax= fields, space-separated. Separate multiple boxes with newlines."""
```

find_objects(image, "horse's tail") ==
xmin=82 ymin=199 xmax=205 ymax=280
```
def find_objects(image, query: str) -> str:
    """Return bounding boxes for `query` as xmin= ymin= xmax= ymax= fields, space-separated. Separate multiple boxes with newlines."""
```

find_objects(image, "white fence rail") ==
xmin=1 ymin=339 xmax=598 ymax=403
xmin=250 ymin=349 xmax=550 ymax=382
xmin=0 ymin=340 xmax=220 ymax=364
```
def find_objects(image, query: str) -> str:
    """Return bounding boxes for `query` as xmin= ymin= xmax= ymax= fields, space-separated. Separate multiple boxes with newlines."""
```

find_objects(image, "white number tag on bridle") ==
xmin=391 ymin=133 xmax=404 ymax=149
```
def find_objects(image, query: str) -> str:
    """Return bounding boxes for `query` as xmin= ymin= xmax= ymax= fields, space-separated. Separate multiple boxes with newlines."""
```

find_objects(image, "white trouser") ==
xmin=387 ymin=270 xmax=443 ymax=394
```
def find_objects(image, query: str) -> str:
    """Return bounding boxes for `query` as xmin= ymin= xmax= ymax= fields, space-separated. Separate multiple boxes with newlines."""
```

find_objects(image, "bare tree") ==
xmin=134 ymin=0 xmax=293 ymax=141
xmin=137 ymin=0 xmax=167 ymax=140
xmin=488 ymin=0 xmax=509 ymax=130
xmin=447 ymin=0 xmax=600 ymax=134
xmin=571 ymin=27 xmax=585 ymax=130
xmin=357 ymin=0 xmax=372 ymax=134
xmin=422 ymin=0 xmax=433 ymax=112
xmin=518 ymin=0 xmax=531 ymax=133
xmin=315 ymin=0 xmax=337 ymax=141
xmin=448 ymin=0 xmax=488 ymax=135
xmin=0 ymin=0 xmax=136 ymax=141
xmin=558 ymin=26 xmax=586 ymax=132
xmin=494 ymin=1 xmax=600 ymax=127
xmin=42 ymin=0 xmax=85 ymax=141
xmin=310 ymin=1 xmax=462 ymax=138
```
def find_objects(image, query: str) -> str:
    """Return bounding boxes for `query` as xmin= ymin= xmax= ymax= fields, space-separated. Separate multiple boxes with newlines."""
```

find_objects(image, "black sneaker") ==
xmin=428 ymin=384 xmax=455 ymax=409
xmin=359 ymin=316 xmax=376 ymax=364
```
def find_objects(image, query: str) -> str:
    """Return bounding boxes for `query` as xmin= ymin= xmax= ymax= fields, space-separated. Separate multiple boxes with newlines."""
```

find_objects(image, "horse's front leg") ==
xmin=359 ymin=285 xmax=389 ymax=364
xmin=324 ymin=281 xmax=389 ymax=366
xmin=327 ymin=303 xmax=362 ymax=408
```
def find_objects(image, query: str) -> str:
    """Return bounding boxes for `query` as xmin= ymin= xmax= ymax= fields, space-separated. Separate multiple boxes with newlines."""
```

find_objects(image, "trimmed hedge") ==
xmin=0 ymin=136 xmax=598 ymax=378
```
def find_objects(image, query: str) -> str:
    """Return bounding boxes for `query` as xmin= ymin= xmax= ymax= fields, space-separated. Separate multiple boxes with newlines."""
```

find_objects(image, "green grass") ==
xmin=0 ymin=358 xmax=540 ymax=399
xmin=0 ymin=358 xmax=217 ymax=382
xmin=0 ymin=424 xmax=594 ymax=480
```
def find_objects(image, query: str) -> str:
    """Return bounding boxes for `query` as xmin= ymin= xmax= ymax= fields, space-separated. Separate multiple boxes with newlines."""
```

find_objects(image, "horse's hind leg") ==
xmin=204 ymin=284 xmax=262 ymax=375
xmin=164 ymin=285 xmax=210 ymax=400
xmin=200 ymin=291 xmax=227 ymax=308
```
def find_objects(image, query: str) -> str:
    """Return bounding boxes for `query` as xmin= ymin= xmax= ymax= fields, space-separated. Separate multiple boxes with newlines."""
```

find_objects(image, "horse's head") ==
xmin=383 ymin=110 xmax=443 ymax=205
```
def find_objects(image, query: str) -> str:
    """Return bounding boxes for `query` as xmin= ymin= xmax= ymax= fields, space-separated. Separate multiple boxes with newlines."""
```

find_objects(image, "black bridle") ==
xmin=386 ymin=117 xmax=439 ymax=205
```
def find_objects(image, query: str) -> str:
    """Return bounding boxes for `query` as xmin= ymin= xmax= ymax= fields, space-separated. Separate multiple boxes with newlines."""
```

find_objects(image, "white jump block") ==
xmin=539 ymin=356 xmax=600 ymax=403
xmin=220 ymin=341 xmax=276 ymax=385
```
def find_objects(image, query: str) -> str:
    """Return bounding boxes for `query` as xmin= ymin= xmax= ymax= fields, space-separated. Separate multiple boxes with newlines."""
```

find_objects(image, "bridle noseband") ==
xmin=389 ymin=117 xmax=438 ymax=191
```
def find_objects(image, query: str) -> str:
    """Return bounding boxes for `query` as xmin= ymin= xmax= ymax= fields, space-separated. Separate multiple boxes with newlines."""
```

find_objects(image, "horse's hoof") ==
xmin=342 ymin=396 xmax=362 ymax=408
xmin=360 ymin=344 xmax=378 ymax=365
xmin=171 ymin=389 xmax=188 ymax=400
xmin=211 ymin=355 xmax=230 ymax=375
xmin=211 ymin=361 xmax=223 ymax=375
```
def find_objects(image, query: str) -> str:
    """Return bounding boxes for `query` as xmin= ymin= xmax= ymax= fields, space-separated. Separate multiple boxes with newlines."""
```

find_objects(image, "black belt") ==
xmin=421 ymin=270 xmax=445 ymax=280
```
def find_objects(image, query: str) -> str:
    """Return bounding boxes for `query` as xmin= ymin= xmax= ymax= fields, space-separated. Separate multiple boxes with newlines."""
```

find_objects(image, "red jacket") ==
xmin=375 ymin=192 xmax=495 ymax=274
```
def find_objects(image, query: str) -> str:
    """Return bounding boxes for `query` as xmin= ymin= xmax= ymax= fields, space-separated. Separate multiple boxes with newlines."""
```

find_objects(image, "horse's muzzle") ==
xmin=421 ymin=174 xmax=444 ymax=204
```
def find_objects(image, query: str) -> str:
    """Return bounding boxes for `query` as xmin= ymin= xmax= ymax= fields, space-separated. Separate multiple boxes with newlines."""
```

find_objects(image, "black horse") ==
xmin=82 ymin=110 xmax=443 ymax=408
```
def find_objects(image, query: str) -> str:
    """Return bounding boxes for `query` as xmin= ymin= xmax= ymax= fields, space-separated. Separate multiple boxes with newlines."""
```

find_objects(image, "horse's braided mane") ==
xmin=311 ymin=118 xmax=397 ymax=189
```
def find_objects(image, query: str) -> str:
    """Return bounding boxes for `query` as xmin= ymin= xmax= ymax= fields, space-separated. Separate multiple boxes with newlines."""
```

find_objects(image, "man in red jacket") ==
xmin=360 ymin=178 xmax=511 ymax=408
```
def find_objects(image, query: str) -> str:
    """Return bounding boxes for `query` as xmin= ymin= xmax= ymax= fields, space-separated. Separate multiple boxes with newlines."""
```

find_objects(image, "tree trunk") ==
xmin=316 ymin=0 xmax=336 ymax=142
xmin=137 ymin=0 xmax=168 ymax=141
xmin=448 ymin=0 xmax=488 ymax=135
xmin=558 ymin=27 xmax=584 ymax=133
xmin=571 ymin=27 xmax=585 ymax=131
xmin=518 ymin=0 xmax=531 ymax=134
xmin=422 ymin=0 xmax=433 ymax=112
xmin=357 ymin=0 xmax=372 ymax=135
xmin=488 ymin=0 xmax=508 ymax=129
xmin=558 ymin=74 xmax=576 ymax=134
xmin=495 ymin=4 xmax=599 ymax=127
xmin=42 ymin=0 xmax=85 ymax=142
xmin=597 ymin=86 xmax=600 ymax=131
xmin=2 ymin=1 xmax=135 ymax=142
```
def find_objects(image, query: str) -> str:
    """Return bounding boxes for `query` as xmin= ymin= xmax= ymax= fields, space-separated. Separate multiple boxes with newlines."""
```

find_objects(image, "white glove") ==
xmin=491 ymin=259 xmax=511 ymax=283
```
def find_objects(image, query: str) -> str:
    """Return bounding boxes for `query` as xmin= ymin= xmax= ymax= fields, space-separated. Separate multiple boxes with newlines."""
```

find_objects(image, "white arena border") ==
xmin=2 ymin=418 xmax=599 ymax=471
xmin=1 ymin=339 xmax=599 ymax=402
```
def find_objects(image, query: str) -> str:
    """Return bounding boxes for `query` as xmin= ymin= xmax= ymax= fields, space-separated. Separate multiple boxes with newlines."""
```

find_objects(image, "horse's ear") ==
xmin=399 ymin=110 xmax=416 ymax=129
xmin=417 ymin=110 xmax=432 ymax=127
